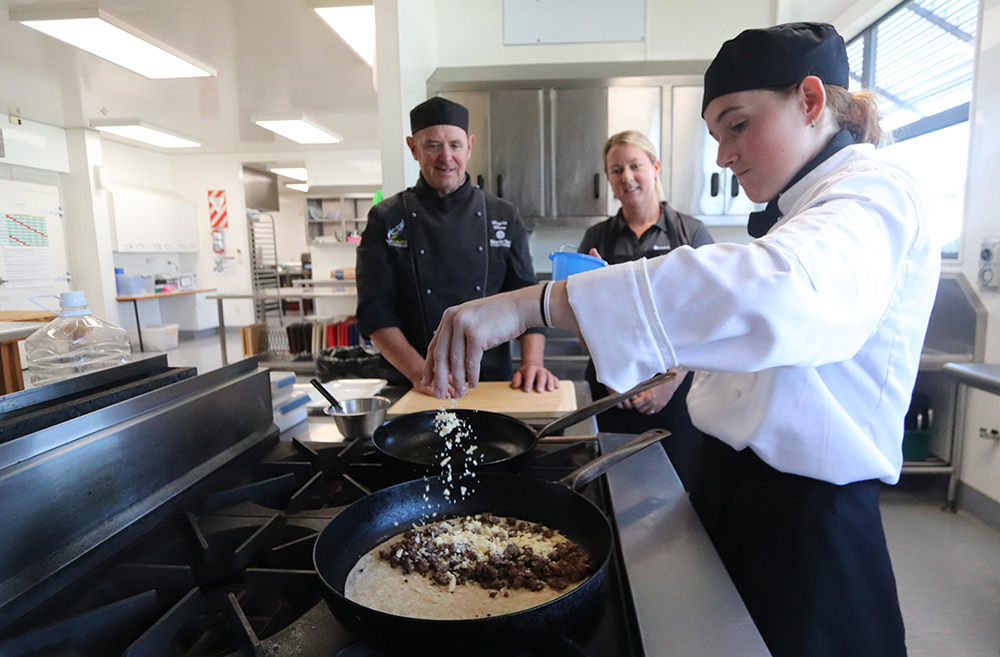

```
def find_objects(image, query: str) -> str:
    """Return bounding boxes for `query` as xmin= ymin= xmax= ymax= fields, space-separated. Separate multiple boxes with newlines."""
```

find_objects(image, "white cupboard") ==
xmin=669 ymin=86 xmax=763 ymax=224
xmin=109 ymin=185 xmax=198 ymax=253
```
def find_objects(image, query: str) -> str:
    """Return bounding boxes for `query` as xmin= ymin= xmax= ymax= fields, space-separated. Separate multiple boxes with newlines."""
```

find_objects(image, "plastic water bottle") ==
xmin=24 ymin=291 xmax=132 ymax=386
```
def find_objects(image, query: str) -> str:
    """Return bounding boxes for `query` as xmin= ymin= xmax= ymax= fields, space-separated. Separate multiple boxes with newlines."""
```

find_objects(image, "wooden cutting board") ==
xmin=388 ymin=380 xmax=577 ymax=418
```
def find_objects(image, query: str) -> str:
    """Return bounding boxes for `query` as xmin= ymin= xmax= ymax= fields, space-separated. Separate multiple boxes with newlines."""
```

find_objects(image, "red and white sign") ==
xmin=208 ymin=190 xmax=228 ymax=228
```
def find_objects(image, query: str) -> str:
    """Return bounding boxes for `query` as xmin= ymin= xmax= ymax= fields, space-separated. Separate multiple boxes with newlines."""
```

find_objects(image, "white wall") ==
xmin=101 ymin=140 xmax=173 ymax=190
xmin=0 ymin=113 xmax=69 ymax=173
xmin=434 ymin=0 xmax=773 ymax=67
xmin=951 ymin=0 xmax=1000 ymax=503
xmin=375 ymin=0 xmax=439 ymax=196
xmin=305 ymin=149 xmax=382 ymax=186
xmin=62 ymin=129 xmax=119 ymax=323
xmin=274 ymin=191 xmax=308 ymax=265
xmin=169 ymin=148 xmax=381 ymax=328
xmin=168 ymin=152 xmax=254 ymax=327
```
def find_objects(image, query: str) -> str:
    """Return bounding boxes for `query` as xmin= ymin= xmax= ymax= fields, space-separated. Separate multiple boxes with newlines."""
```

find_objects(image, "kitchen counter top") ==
xmin=115 ymin=287 xmax=216 ymax=301
xmin=282 ymin=381 xmax=600 ymax=443
xmin=942 ymin=363 xmax=1000 ymax=396
xmin=602 ymin=433 xmax=771 ymax=656
xmin=0 ymin=321 xmax=47 ymax=342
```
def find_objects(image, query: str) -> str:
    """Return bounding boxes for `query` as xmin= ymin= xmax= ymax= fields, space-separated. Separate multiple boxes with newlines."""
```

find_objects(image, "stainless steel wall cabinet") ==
xmin=437 ymin=82 xmax=658 ymax=227
xmin=432 ymin=70 xmax=762 ymax=227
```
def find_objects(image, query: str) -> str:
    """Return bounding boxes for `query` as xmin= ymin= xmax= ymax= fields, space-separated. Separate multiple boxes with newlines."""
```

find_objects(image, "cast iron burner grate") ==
xmin=197 ymin=438 xmax=393 ymax=517
xmin=0 ymin=513 xmax=325 ymax=657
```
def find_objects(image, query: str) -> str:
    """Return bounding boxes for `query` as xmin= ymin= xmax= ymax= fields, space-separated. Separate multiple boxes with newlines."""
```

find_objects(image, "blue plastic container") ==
xmin=549 ymin=252 xmax=608 ymax=280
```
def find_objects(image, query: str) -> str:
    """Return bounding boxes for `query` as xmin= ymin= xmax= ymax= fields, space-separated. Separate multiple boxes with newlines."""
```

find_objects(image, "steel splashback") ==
xmin=0 ymin=355 xmax=197 ymax=447
xmin=0 ymin=358 xmax=278 ymax=631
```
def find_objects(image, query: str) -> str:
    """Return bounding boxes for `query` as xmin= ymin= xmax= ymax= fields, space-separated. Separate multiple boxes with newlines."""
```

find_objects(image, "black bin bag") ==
xmin=315 ymin=346 xmax=408 ymax=386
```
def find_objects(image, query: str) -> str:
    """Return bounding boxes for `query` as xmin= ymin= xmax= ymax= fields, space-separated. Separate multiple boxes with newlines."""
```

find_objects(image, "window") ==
xmin=848 ymin=0 xmax=979 ymax=257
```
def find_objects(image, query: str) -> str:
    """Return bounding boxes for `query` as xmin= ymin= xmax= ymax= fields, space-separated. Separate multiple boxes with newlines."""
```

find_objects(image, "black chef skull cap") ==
xmin=702 ymin=22 xmax=850 ymax=115
xmin=410 ymin=97 xmax=469 ymax=135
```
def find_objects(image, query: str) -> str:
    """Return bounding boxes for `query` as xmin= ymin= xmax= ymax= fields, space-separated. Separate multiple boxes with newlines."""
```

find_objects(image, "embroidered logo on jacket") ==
xmin=386 ymin=219 xmax=407 ymax=248
xmin=490 ymin=219 xmax=511 ymax=248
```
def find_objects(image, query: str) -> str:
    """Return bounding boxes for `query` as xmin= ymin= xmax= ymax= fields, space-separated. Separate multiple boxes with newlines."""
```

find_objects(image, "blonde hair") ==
xmin=603 ymin=130 xmax=665 ymax=201
xmin=773 ymin=82 xmax=890 ymax=146
xmin=824 ymin=85 xmax=890 ymax=146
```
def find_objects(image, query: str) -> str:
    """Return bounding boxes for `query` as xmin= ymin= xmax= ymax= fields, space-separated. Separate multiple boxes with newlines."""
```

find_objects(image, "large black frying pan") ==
xmin=373 ymin=371 xmax=676 ymax=477
xmin=313 ymin=428 xmax=668 ymax=657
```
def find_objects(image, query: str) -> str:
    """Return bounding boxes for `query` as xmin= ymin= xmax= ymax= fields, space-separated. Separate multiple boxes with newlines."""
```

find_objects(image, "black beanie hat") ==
xmin=410 ymin=97 xmax=470 ymax=135
xmin=702 ymin=22 xmax=850 ymax=115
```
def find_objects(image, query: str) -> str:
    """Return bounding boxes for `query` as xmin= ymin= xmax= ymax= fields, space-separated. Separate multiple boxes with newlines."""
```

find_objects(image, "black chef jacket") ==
xmin=356 ymin=174 xmax=541 ymax=382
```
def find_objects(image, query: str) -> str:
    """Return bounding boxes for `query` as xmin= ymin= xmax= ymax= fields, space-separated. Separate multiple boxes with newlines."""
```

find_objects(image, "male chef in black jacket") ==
xmin=356 ymin=97 xmax=557 ymax=396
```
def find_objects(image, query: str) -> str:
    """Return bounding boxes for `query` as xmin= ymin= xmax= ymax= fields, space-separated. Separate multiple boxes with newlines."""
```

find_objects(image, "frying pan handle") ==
xmin=557 ymin=429 xmax=670 ymax=490
xmin=536 ymin=371 xmax=677 ymax=439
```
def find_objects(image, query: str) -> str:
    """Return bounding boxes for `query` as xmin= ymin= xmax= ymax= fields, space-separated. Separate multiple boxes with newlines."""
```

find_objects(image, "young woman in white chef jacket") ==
xmin=423 ymin=22 xmax=938 ymax=657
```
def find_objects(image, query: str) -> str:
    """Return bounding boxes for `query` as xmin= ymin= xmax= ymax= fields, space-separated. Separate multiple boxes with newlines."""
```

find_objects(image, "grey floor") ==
xmin=154 ymin=332 xmax=1000 ymax=657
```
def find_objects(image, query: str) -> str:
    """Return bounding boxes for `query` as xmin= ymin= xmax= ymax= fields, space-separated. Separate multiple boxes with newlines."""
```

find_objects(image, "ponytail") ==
xmin=824 ymin=85 xmax=889 ymax=146
xmin=772 ymin=82 xmax=890 ymax=147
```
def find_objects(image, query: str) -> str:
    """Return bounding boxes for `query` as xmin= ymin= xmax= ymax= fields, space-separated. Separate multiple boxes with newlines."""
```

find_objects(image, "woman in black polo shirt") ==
xmin=577 ymin=130 xmax=713 ymax=489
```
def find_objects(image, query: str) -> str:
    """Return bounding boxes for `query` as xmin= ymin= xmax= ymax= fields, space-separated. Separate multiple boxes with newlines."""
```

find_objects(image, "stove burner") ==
xmin=198 ymin=439 xmax=391 ymax=517
xmin=0 ymin=515 xmax=326 ymax=657
xmin=1 ymin=438 xmax=643 ymax=656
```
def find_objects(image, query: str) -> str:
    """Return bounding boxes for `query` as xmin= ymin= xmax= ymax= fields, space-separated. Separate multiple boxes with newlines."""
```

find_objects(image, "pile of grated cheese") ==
xmin=430 ymin=516 xmax=561 ymax=567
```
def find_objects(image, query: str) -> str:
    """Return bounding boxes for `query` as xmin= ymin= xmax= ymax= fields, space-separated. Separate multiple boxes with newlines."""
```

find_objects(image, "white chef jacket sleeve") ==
xmin=567 ymin=164 xmax=924 ymax=394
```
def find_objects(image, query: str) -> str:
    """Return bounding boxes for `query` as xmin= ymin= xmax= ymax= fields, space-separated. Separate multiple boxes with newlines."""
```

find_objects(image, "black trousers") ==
xmin=690 ymin=437 xmax=907 ymax=657
xmin=585 ymin=363 xmax=703 ymax=491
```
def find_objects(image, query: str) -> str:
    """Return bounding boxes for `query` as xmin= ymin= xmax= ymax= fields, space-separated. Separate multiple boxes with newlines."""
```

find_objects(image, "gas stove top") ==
xmin=0 ymin=361 xmax=767 ymax=657
xmin=0 ymin=437 xmax=643 ymax=657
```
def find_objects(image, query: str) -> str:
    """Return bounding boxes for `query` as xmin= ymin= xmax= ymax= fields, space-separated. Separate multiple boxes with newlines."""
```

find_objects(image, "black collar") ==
xmin=747 ymin=129 xmax=856 ymax=238
xmin=611 ymin=202 xmax=669 ymax=238
xmin=413 ymin=173 xmax=473 ymax=213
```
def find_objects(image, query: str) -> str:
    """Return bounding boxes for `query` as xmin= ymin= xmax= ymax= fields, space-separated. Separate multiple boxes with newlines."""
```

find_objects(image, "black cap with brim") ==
xmin=410 ymin=97 xmax=469 ymax=135
xmin=702 ymin=22 xmax=850 ymax=115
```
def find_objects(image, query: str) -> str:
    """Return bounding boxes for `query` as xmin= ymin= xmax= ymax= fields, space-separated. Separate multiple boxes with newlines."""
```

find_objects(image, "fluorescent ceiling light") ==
xmin=315 ymin=5 xmax=375 ymax=67
xmin=286 ymin=183 xmax=309 ymax=193
xmin=9 ymin=3 xmax=215 ymax=79
xmin=91 ymin=120 xmax=200 ymax=148
xmin=255 ymin=119 xmax=341 ymax=145
xmin=269 ymin=167 xmax=309 ymax=182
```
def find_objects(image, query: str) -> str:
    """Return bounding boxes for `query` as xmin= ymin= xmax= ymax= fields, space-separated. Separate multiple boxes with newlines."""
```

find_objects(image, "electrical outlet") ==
xmin=979 ymin=237 xmax=1000 ymax=289
xmin=980 ymin=427 xmax=1000 ymax=440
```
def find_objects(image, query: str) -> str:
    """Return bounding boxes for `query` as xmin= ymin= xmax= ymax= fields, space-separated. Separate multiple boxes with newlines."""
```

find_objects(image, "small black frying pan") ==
xmin=372 ymin=371 xmax=676 ymax=478
xmin=313 ymin=428 xmax=668 ymax=657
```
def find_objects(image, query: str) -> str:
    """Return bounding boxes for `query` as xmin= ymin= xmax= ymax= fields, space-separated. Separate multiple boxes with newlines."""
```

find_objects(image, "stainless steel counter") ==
xmin=601 ymin=433 xmax=771 ymax=656
xmin=285 ymin=381 xmax=599 ymax=442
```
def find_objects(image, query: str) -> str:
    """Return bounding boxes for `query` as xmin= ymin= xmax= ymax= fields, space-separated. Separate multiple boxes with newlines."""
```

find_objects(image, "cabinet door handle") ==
xmin=477 ymin=174 xmax=485 ymax=189
xmin=593 ymin=173 xmax=601 ymax=199
xmin=731 ymin=174 xmax=740 ymax=198
xmin=497 ymin=174 xmax=504 ymax=198
xmin=710 ymin=172 xmax=720 ymax=197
